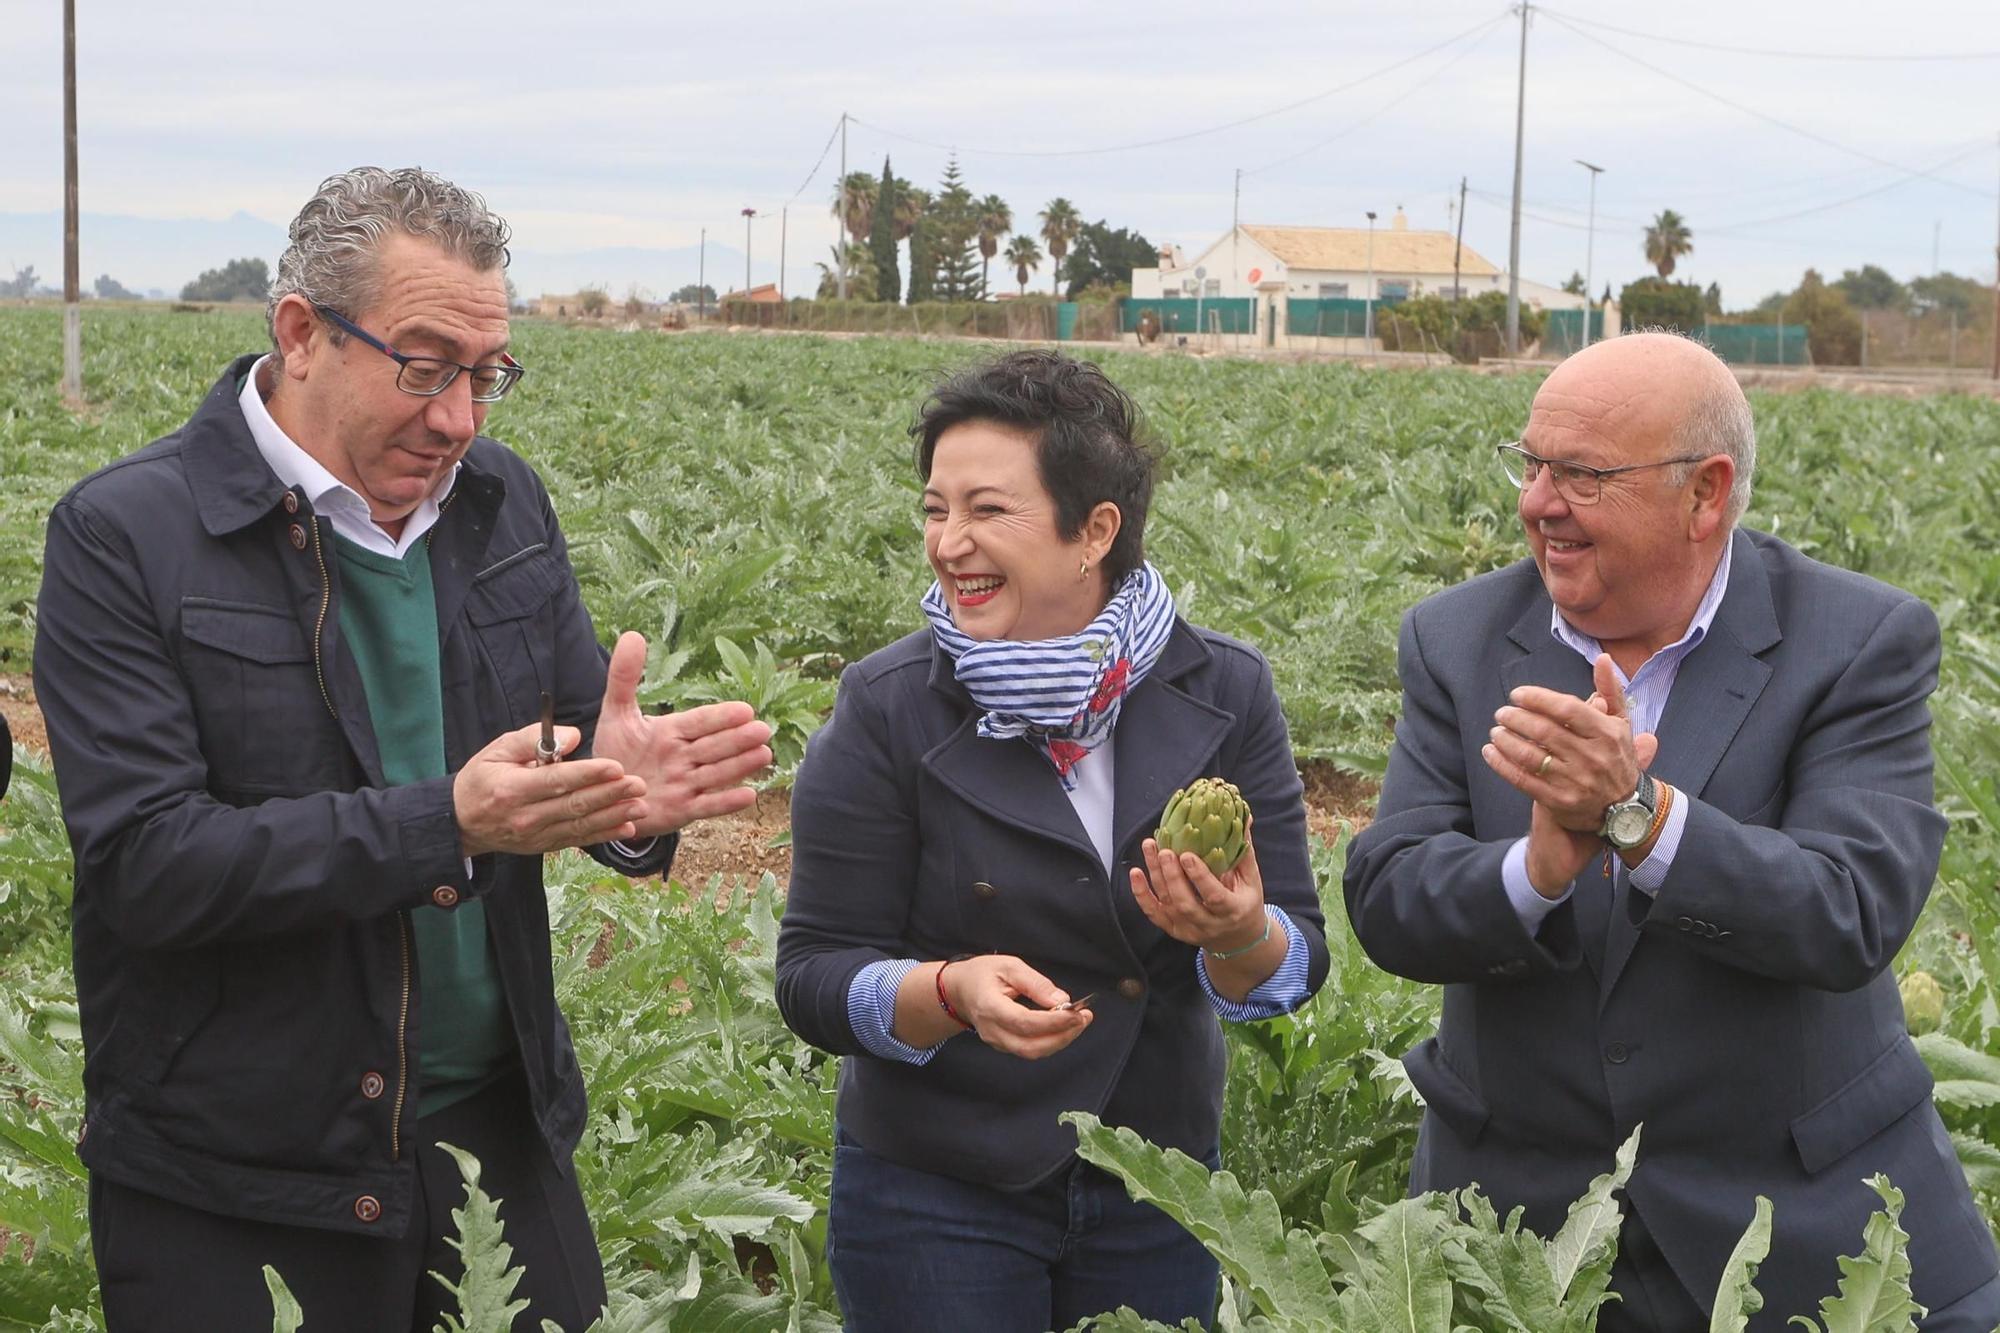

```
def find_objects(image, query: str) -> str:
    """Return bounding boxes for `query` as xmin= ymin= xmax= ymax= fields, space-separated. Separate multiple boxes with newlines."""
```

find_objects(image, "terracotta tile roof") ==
xmin=1241 ymin=225 xmax=1499 ymax=277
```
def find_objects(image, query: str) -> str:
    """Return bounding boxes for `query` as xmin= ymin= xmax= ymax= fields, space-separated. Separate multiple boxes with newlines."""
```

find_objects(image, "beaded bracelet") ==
xmin=1205 ymin=914 xmax=1272 ymax=962
xmin=935 ymin=959 xmax=973 ymax=1029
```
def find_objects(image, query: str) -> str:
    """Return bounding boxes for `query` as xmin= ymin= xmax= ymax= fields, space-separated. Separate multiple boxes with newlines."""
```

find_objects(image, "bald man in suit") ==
xmin=1345 ymin=333 xmax=1999 ymax=1329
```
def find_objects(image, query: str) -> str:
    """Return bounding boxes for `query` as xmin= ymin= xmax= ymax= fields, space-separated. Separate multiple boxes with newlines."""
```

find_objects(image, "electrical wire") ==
xmin=847 ymin=11 xmax=1510 ymax=159
xmin=1471 ymin=138 xmax=1991 ymax=236
xmin=1537 ymin=8 xmax=2000 ymax=62
xmin=1540 ymin=10 xmax=1991 ymax=200
xmin=786 ymin=117 xmax=845 ymax=204
xmin=1242 ymin=19 xmax=1505 ymax=177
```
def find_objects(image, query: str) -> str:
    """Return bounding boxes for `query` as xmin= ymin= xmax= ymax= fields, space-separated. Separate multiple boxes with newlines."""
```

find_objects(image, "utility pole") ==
xmin=1231 ymin=167 xmax=1241 ymax=291
xmin=1576 ymin=159 xmax=1604 ymax=349
xmin=698 ymin=228 xmax=706 ymax=321
xmin=1365 ymin=210 xmax=1377 ymax=344
xmin=1991 ymin=132 xmax=1999 ymax=379
xmin=1505 ymin=2 xmax=1530 ymax=356
xmin=741 ymin=207 xmax=756 ymax=296
xmin=836 ymin=112 xmax=849 ymax=301
xmin=779 ymin=206 xmax=788 ymax=303
xmin=62 ymin=0 xmax=82 ymax=407
xmin=1453 ymin=176 xmax=1467 ymax=305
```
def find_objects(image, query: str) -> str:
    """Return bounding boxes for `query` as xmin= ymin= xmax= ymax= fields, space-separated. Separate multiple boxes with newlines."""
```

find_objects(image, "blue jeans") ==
xmin=827 ymin=1129 xmax=1222 ymax=1333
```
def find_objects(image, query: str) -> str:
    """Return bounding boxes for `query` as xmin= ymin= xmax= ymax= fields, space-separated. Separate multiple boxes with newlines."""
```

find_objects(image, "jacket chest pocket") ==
xmin=180 ymin=599 xmax=341 ymax=794
xmin=464 ymin=546 xmax=559 ymax=722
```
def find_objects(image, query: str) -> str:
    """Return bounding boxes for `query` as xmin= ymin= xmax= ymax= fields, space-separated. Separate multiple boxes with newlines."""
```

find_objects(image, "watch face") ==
xmin=1606 ymin=805 xmax=1652 ymax=847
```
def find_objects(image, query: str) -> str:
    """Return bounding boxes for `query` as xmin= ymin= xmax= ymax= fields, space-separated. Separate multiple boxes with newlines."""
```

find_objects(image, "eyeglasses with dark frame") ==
xmin=1495 ymin=441 xmax=1710 ymax=506
xmin=312 ymin=303 xmax=524 ymax=403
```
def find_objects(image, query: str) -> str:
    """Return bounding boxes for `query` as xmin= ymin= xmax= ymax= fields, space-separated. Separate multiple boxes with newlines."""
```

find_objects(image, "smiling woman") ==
xmin=775 ymin=349 xmax=1332 ymax=1333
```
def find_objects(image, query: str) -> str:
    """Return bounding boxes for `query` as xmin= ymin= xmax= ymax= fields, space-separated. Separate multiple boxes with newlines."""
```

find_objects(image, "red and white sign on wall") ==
xmin=1246 ymin=267 xmax=1262 ymax=283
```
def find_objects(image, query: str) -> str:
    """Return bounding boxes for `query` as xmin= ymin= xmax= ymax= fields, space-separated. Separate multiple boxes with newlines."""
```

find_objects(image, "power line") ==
xmin=1243 ymin=18 xmax=1506 ymax=177
xmin=1540 ymin=11 xmax=1991 ymax=201
xmin=787 ymin=116 xmax=845 ymax=204
xmin=1537 ymin=8 xmax=2000 ymax=62
xmin=847 ymin=11 xmax=1509 ymax=159
xmin=1469 ymin=140 xmax=1994 ymax=237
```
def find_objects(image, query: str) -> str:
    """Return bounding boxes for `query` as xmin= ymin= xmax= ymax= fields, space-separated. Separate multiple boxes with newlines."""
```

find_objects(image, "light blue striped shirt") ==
xmin=1503 ymin=539 xmax=1733 ymax=931
xmin=848 ymin=744 xmax=1312 ymax=1064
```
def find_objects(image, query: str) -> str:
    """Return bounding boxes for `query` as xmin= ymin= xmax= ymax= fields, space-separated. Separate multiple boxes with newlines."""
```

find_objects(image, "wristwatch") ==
xmin=1600 ymin=771 xmax=1660 ymax=849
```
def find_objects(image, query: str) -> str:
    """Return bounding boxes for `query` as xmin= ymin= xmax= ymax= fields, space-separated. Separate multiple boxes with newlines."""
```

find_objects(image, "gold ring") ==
xmin=1537 ymin=752 xmax=1554 ymax=777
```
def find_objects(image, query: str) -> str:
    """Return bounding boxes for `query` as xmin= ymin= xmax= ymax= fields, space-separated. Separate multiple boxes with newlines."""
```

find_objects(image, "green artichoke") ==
xmin=1155 ymin=777 xmax=1250 ymax=876
xmin=1900 ymin=970 xmax=1945 ymax=1037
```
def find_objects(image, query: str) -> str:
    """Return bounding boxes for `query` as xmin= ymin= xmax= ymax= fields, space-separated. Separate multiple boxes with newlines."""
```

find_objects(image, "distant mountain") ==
xmin=0 ymin=210 xmax=286 ymax=296
xmin=0 ymin=211 xmax=817 ymax=304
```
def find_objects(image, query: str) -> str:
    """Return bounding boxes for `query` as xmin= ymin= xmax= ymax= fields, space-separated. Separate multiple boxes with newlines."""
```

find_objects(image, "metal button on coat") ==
xmin=282 ymin=491 xmax=299 ymax=514
xmin=432 ymin=885 xmax=460 ymax=908
xmin=1605 ymin=1042 xmax=1631 ymax=1065
xmin=353 ymin=1195 xmax=382 ymax=1223
xmin=359 ymin=1071 xmax=385 ymax=1100
xmin=1117 ymin=977 xmax=1145 ymax=1001
xmin=288 ymin=523 xmax=308 ymax=550
xmin=971 ymin=881 xmax=998 ymax=901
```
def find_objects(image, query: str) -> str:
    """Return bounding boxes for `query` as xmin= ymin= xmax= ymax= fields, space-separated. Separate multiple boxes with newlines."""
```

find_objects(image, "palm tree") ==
xmin=1038 ymin=198 xmax=1082 ymax=297
xmin=893 ymin=186 xmax=929 ymax=242
xmin=816 ymin=243 xmax=877 ymax=301
xmin=1004 ymin=235 xmax=1043 ymax=297
xmin=833 ymin=172 xmax=878 ymax=245
xmin=1643 ymin=210 xmax=1694 ymax=279
xmin=974 ymin=195 xmax=1012 ymax=299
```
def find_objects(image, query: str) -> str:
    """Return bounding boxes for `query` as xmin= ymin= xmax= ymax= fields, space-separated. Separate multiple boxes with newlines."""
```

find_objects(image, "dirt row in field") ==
xmin=2 ymin=673 xmax=1377 ymax=888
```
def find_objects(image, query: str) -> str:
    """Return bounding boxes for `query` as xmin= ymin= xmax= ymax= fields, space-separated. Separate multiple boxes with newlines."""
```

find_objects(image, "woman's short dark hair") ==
xmin=911 ymin=350 xmax=1160 ymax=585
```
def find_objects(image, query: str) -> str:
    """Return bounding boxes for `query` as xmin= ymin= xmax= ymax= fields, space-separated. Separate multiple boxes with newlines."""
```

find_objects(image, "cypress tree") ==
xmin=906 ymin=189 xmax=936 ymax=305
xmin=870 ymin=156 xmax=901 ymax=304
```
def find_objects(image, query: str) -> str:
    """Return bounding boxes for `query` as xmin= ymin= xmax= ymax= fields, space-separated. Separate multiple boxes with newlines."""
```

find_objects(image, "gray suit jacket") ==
xmin=1344 ymin=528 xmax=1996 ymax=1320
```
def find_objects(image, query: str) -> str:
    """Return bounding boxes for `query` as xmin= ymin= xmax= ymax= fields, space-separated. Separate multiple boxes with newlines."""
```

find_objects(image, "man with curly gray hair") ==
xmin=35 ymin=167 xmax=774 ymax=1330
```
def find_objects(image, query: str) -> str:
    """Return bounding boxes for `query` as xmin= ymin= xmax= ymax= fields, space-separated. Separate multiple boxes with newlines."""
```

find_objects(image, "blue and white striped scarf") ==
xmin=922 ymin=562 xmax=1178 ymax=789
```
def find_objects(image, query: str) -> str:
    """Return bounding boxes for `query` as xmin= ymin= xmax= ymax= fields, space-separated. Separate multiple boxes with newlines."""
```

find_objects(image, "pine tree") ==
xmin=930 ymin=157 xmax=983 ymax=302
xmin=869 ymin=156 xmax=901 ymax=304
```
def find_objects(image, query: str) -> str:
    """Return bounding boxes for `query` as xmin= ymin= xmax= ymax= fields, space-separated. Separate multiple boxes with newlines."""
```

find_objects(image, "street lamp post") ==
xmin=741 ymin=208 xmax=757 ymax=296
xmin=1364 ymin=211 xmax=1377 ymax=344
xmin=1575 ymin=159 xmax=1604 ymax=349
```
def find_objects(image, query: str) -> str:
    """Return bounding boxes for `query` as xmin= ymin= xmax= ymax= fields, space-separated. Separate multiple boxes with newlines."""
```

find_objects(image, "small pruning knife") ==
xmin=535 ymin=691 xmax=561 ymax=766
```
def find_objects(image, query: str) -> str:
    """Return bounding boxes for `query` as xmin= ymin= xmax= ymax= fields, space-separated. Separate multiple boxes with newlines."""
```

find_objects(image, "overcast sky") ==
xmin=3 ymin=0 xmax=1996 ymax=307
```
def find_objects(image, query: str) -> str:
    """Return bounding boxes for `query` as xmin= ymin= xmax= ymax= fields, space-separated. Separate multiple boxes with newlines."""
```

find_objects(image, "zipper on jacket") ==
xmin=392 ymin=912 xmax=411 ymax=1161
xmin=309 ymin=517 xmax=337 ymax=721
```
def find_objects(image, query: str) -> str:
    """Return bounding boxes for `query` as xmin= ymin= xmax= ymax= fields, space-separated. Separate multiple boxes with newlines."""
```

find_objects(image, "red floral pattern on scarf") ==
xmin=1088 ymin=658 xmax=1131 ymax=715
xmin=1046 ymin=739 xmax=1090 ymax=778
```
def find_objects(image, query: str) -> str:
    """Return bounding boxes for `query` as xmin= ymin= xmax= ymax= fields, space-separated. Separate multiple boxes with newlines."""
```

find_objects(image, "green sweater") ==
xmin=334 ymin=535 xmax=513 ymax=1118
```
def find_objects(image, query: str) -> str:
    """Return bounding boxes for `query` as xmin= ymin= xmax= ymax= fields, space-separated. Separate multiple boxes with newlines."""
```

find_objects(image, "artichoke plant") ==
xmin=1155 ymin=777 xmax=1249 ymax=876
xmin=1900 ymin=970 xmax=1945 ymax=1037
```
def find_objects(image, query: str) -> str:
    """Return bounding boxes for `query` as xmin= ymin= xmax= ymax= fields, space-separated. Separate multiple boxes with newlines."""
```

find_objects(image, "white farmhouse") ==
xmin=1131 ymin=210 xmax=1610 ymax=350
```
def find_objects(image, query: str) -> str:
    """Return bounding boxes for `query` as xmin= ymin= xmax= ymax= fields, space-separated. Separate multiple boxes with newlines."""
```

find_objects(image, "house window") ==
xmin=1203 ymin=279 xmax=1221 ymax=297
xmin=1435 ymin=285 xmax=1464 ymax=301
xmin=1317 ymin=282 xmax=1349 ymax=298
xmin=1378 ymin=280 xmax=1411 ymax=301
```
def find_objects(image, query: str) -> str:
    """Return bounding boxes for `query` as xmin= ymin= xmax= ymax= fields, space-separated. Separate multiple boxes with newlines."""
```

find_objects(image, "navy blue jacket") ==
xmin=776 ymin=622 xmax=1330 ymax=1190
xmin=34 ymin=357 xmax=670 ymax=1237
xmin=1344 ymin=530 xmax=1997 ymax=1321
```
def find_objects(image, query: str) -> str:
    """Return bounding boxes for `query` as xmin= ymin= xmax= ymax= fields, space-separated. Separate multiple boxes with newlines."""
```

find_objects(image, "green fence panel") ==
xmin=1701 ymin=323 xmax=1810 ymax=366
xmin=1285 ymin=298 xmax=1377 ymax=338
xmin=1056 ymin=302 xmax=1079 ymax=341
xmin=1122 ymin=298 xmax=1255 ymax=336
xmin=1541 ymin=309 xmax=1607 ymax=356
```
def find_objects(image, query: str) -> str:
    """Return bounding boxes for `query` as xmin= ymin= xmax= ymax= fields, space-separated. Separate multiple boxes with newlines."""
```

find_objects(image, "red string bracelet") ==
xmin=936 ymin=960 xmax=973 ymax=1030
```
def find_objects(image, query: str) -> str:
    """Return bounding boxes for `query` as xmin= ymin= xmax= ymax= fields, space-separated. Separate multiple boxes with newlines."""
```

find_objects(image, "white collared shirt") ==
xmin=1503 ymin=538 xmax=1734 ymax=932
xmin=238 ymin=355 xmax=457 ymax=557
